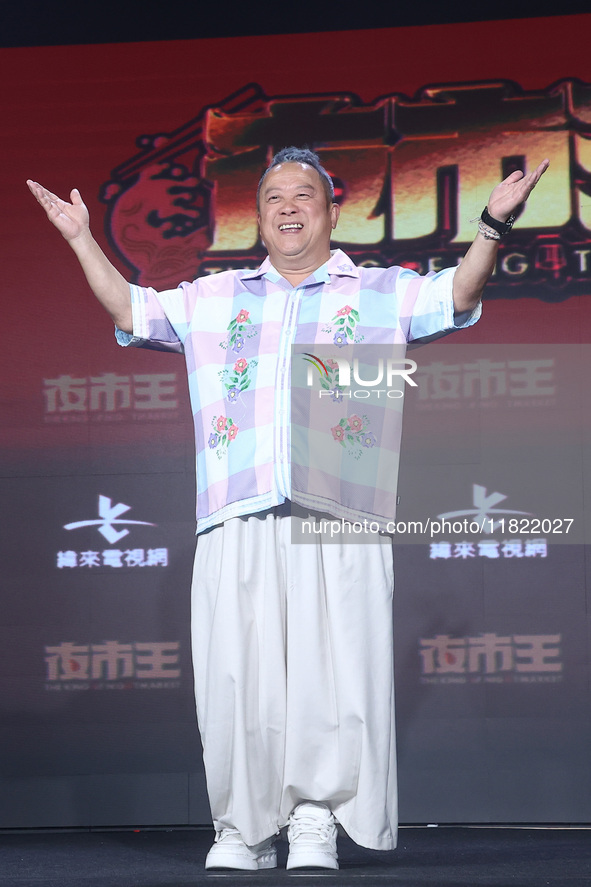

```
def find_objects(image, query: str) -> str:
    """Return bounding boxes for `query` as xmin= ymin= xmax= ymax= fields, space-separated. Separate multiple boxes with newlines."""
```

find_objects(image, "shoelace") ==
xmin=289 ymin=812 xmax=335 ymax=842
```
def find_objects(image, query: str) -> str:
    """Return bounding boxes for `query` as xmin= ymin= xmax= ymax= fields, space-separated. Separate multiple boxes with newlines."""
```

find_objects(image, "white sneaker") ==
xmin=205 ymin=828 xmax=277 ymax=870
xmin=286 ymin=802 xmax=339 ymax=870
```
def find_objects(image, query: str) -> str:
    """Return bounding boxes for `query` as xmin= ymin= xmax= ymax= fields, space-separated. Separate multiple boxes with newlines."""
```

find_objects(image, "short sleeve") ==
xmin=406 ymin=266 xmax=481 ymax=342
xmin=114 ymin=282 xmax=198 ymax=354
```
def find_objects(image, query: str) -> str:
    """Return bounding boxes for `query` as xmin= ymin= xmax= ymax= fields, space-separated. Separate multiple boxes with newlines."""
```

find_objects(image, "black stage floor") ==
xmin=2 ymin=826 xmax=590 ymax=886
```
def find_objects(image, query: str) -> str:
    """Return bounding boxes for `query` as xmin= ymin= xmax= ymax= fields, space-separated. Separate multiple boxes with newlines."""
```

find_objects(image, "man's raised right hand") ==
xmin=27 ymin=181 xmax=90 ymax=242
xmin=26 ymin=179 xmax=132 ymax=331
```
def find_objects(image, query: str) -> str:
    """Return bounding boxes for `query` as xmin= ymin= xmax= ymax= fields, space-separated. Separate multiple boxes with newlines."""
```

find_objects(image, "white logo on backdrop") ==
xmin=58 ymin=495 xmax=168 ymax=570
xmin=64 ymin=495 xmax=156 ymax=543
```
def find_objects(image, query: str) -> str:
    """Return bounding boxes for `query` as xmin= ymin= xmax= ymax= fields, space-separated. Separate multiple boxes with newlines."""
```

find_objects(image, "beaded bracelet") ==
xmin=477 ymin=220 xmax=501 ymax=240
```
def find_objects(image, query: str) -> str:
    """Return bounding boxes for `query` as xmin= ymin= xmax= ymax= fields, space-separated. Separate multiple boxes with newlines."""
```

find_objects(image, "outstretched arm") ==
xmin=27 ymin=180 xmax=133 ymax=333
xmin=452 ymin=159 xmax=550 ymax=314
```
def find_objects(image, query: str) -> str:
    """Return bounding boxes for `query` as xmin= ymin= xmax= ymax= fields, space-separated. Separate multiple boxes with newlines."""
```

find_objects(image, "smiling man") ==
xmin=28 ymin=146 xmax=547 ymax=872
xmin=257 ymin=158 xmax=340 ymax=283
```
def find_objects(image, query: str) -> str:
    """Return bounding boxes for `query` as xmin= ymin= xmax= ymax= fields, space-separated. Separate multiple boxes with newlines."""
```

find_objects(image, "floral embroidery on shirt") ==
xmin=218 ymin=358 xmax=259 ymax=404
xmin=219 ymin=308 xmax=258 ymax=353
xmin=331 ymin=414 xmax=377 ymax=459
xmin=211 ymin=357 xmax=258 ymax=457
xmin=322 ymin=304 xmax=364 ymax=347
xmin=209 ymin=415 xmax=240 ymax=459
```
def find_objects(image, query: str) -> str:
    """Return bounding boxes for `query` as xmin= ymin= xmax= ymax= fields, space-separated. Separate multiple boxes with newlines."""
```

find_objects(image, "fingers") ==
xmin=26 ymin=179 xmax=47 ymax=203
xmin=27 ymin=179 xmax=78 ymax=207
xmin=504 ymin=158 xmax=550 ymax=200
xmin=488 ymin=158 xmax=550 ymax=220
xmin=535 ymin=158 xmax=550 ymax=177
xmin=44 ymin=187 xmax=65 ymax=205
xmin=27 ymin=180 xmax=59 ymax=208
xmin=523 ymin=159 xmax=549 ymax=186
xmin=502 ymin=159 xmax=549 ymax=190
xmin=503 ymin=169 xmax=525 ymax=185
xmin=518 ymin=159 xmax=549 ymax=200
xmin=528 ymin=158 xmax=550 ymax=188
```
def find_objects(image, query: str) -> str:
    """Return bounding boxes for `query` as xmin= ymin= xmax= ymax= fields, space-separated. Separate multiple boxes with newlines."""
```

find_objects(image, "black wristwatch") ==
xmin=481 ymin=206 xmax=516 ymax=236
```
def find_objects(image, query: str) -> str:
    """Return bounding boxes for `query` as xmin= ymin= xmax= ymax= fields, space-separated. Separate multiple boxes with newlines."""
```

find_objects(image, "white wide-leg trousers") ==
xmin=191 ymin=506 xmax=397 ymax=850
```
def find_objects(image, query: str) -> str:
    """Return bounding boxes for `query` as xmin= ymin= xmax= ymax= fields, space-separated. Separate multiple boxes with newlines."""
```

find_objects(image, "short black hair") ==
xmin=256 ymin=147 xmax=335 ymax=209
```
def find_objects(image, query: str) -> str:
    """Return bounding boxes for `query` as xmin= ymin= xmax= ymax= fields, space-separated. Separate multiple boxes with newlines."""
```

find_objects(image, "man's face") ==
xmin=257 ymin=162 xmax=339 ymax=273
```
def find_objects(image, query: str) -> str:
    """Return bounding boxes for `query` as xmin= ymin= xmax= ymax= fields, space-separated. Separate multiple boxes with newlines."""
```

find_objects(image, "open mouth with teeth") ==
xmin=279 ymin=223 xmax=303 ymax=231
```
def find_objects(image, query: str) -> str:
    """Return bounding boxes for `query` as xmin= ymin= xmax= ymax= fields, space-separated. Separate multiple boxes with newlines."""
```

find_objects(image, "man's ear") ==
xmin=330 ymin=203 xmax=340 ymax=230
xmin=257 ymin=213 xmax=265 ymax=246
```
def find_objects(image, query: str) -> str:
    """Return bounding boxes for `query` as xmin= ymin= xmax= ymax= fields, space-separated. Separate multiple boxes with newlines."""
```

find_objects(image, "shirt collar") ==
xmin=241 ymin=249 xmax=360 ymax=284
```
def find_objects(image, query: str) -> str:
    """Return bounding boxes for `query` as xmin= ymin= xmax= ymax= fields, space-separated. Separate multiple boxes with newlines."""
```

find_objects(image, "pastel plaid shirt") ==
xmin=116 ymin=249 xmax=480 ymax=532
